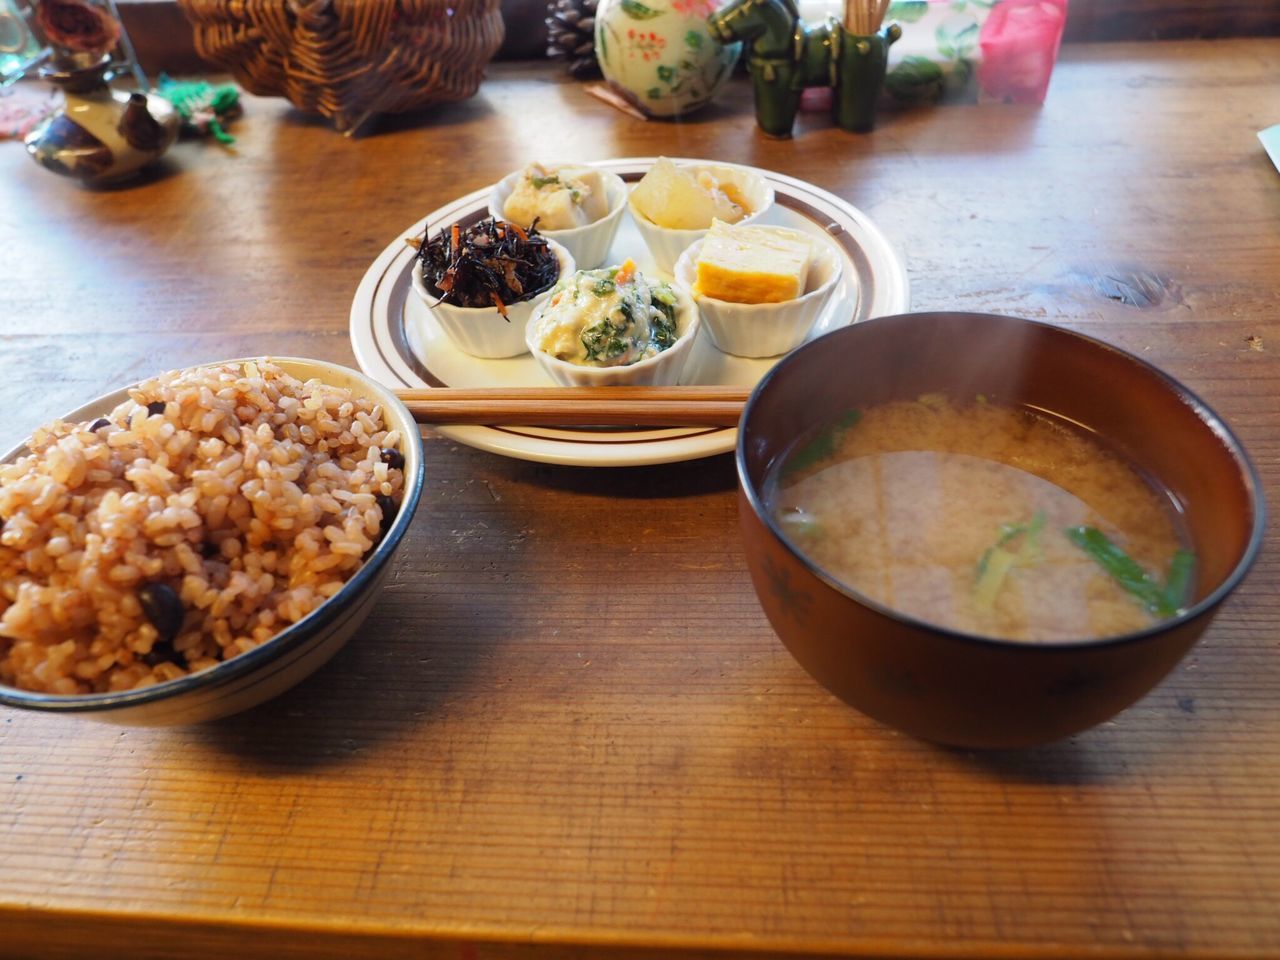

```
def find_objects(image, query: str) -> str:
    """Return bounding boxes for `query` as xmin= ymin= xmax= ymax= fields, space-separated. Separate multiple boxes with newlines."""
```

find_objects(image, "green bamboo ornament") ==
xmin=707 ymin=0 xmax=899 ymax=137
xmin=834 ymin=22 xmax=901 ymax=132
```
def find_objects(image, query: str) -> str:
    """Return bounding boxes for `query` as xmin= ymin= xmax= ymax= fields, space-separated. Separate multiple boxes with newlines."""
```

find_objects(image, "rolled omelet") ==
xmin=694 ymin=220 xmax=813 ymax=304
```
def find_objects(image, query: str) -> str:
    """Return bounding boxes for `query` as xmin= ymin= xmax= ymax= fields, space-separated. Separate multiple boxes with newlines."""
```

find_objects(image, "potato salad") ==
xmin=530 ymin=260 xmax=679 ymax=367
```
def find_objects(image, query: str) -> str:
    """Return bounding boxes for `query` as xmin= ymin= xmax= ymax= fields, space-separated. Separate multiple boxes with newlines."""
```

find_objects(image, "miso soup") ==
xmin=768 ymin=397 xmax=1194 ymax=642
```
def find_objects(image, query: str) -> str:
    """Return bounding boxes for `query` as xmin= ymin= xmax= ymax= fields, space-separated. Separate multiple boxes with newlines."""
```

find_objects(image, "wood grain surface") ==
xmin=2 ymin=41 xmax=1279 ymax=959
xmin=1063 ymin=0 xmax=1280 ymax=41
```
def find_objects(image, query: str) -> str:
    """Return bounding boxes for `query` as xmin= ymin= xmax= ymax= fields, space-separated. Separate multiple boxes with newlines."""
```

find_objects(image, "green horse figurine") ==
xmin=708 ymin=0 xmax=900 ymax=138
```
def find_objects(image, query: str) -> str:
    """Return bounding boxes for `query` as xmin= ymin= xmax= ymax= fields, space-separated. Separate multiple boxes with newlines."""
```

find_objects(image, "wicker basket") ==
xmin=177 ymin=0 xmax=505 ymax=133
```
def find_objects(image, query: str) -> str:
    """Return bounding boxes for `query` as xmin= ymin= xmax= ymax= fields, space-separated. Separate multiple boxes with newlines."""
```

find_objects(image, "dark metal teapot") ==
xmin=25 ymin=53 xmax=178 ymax=185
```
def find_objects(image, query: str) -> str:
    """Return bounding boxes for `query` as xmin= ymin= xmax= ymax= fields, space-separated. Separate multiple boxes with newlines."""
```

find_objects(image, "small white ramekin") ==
xmin=488 ymin=166 xmax=628 ymax=270
xmin=673 ymin=227 xmax=844 ymax=358
xmin=411 ymin=237 xmax=575 ymax=359
xmin=525 ymin=282 xmax=700 ymax=387
xmin=628 ymin=162 xmax=775 ymax=274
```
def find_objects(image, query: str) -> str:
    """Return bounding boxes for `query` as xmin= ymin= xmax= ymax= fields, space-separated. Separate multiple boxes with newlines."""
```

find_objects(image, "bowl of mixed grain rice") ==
xmin=0 ymin=357 xmax=424 ymax=725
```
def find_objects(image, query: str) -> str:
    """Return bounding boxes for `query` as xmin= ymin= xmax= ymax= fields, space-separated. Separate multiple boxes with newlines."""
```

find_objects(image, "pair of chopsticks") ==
xmin=395 ymin=387 xmax=749 ymax=427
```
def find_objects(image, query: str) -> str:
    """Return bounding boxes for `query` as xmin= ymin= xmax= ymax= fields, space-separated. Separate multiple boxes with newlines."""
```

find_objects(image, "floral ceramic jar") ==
xmin=594 ymin=0 xmax=740 ymax=118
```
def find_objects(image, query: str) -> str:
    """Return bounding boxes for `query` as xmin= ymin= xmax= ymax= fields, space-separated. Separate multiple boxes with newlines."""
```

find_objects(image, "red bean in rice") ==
xmin=0 ymin=361 xmax=405 ymax=694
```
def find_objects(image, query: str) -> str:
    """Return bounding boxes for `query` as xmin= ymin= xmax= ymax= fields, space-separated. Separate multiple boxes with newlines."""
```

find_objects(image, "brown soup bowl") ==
xmin=736 ymin=312 xmax=1265 ymax=748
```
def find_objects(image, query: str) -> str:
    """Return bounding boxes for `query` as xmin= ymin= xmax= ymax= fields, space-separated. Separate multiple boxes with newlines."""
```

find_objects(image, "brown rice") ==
xmin=0 ymin=361 xmax=405 ymax=694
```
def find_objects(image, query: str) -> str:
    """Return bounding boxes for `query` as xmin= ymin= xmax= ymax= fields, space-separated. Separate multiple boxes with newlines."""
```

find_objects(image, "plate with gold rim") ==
xmin=349 ymin=157 xmax=909 ymax=467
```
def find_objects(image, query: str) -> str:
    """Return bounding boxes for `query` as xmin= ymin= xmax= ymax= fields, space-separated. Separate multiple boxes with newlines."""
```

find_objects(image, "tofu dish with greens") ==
xmin=502 ymin=163 xmax=611 ymax=231
xmin=530 ymin=260 xmax=680 ymax=367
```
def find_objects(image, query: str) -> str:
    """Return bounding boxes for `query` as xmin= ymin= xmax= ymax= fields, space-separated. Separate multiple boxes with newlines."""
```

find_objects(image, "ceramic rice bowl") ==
xmin=0 ymin=357 xmax=425 ymax=726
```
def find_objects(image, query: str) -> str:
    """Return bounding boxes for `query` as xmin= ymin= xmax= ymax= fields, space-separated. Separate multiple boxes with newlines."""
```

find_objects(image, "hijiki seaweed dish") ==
xmin=414 ymin=218 xmax=559 ymax=317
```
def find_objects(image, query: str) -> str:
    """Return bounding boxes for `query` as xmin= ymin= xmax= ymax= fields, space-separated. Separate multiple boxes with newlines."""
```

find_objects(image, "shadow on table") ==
xmin=935 ymin=693 xmax=1250 ymax=786
xmin=75 ymin=156 xmax=184 ymax=191
xmin=943 ymin=736 xmax=1127 ymax=786
xmin=187 ymin=535 xmax=502 ymax=772
xmin=491 ymin=449 xmax=739 ymax=499
xmin=273 ymin=93 xmax=498 ymax=138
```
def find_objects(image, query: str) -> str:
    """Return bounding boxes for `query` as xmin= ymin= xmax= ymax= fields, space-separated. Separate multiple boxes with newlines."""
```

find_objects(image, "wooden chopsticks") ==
xmin=394 ymin=386 xmax=749 ymax=427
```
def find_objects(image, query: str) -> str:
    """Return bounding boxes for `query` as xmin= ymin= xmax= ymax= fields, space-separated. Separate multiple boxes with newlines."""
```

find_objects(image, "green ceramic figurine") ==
xmin=707 ymin=0 xmax=900 ymax=137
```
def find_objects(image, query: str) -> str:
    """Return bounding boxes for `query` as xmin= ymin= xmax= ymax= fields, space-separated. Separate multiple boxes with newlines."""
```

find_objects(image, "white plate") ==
xmin=349 ymin=157 xmax=910 ymax=467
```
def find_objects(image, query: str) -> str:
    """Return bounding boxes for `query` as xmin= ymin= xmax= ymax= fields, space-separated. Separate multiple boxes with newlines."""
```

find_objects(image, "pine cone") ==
xmin=546 ymin=0 xmax=600 ymax=80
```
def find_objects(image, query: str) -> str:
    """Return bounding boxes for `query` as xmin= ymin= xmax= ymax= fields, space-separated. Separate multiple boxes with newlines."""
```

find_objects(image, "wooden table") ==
xmin=2 ymin=39 xmax=1279 ymax=960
